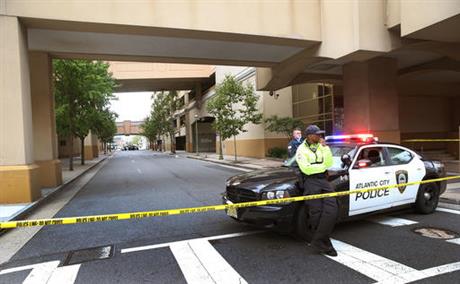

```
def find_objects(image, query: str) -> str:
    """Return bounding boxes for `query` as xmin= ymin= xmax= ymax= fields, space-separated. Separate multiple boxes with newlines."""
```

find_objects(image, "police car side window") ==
xmin=387 ymin=147 xmax=413 ymax=165
xmin=356 ymin=147 xmax=387 ymax=168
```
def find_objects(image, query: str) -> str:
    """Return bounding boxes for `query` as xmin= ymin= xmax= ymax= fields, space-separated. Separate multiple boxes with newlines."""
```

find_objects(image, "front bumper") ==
xmin=222 ymin=195 xmax=298 ymax=229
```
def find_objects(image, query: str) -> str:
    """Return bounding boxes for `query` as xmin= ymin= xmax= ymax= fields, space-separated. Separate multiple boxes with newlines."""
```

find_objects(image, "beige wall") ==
xmin=401 ymin=0 xmax=460 ymax=37
xmin=0 ymin=16 xmax=34 ymax=166
xmin=30 ymin=52 xmax=57 ymax=162
xmin=3 ymin=0 xmax=320 ymax=41
xmin=319 ymin=0 xmax=394 ymax=60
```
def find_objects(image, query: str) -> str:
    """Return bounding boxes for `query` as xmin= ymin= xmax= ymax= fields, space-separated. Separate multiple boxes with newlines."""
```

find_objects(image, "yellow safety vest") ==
xmin=295 ymin=142 xmax=333 ymax=176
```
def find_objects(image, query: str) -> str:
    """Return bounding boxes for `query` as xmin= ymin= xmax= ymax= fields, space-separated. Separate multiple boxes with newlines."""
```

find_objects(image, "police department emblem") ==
xmin=396 ymin=170 xmax=408 ymax=194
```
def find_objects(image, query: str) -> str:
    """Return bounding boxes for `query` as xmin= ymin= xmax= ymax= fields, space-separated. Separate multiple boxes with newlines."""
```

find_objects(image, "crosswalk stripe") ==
xmin=121 ymin=231 xmax=262 ymax=254
xmin=0 ymin=261 xmax=60 ymax=284
xmin=446 ymin=238 xmax=460 ymax=245
xmin=328 ymin=239 xmax=421 ymax=282
xmin=436 ymin=208 xmax=460 ymax=215
xmin=47 ymin=264 xmax=81 ymax=284
xmin=367 ymin=216 xmax=418 ymax=227
xmin=170 ymin=240 xmax=247 ymax=284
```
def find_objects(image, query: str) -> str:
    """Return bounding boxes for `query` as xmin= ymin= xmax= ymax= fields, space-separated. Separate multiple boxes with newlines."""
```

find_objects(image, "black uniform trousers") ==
xmin=303 ymin=176 xmax=338 ymax=251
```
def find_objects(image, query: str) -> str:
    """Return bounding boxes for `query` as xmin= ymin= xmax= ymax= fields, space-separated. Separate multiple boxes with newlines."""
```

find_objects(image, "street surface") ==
xmin=1 ymin=151 xmax=460 ymax=283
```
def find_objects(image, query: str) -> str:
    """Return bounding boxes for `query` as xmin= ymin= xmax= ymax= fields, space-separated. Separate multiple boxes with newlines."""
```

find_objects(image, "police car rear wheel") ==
xmin=415 ymin=183 xmax=439 ymax=214
xmin=295 ymin=205 xmax=314 ymax=242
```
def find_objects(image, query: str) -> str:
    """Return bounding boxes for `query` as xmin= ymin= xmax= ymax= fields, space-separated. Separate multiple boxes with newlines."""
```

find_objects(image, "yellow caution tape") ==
xmin=1 ymin=175 xmax=459 ymax=229
xmin=403 ymin=139 xmax=460 ymax=142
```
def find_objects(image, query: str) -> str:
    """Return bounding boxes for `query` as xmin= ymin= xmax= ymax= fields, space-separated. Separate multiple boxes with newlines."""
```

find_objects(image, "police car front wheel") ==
xmin=414 ymin=182 xmax=440 ymax=214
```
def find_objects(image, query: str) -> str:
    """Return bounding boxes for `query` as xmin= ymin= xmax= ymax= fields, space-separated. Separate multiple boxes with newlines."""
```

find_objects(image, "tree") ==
xmin=207 ymin=75 xmax=262 ymax=161
xmin=141 ymin=91 xmax=179 ymax=153
xmin=264 ymin=115 xmax=305 ymax=141
xmin=54 ymin=59 xmax=117 ymax=169
xmin=93 ymin=108 xmax=118 ymax=154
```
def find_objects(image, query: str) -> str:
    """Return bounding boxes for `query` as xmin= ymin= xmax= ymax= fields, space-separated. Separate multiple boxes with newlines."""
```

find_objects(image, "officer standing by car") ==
xmin=288 ymin=127 xmax=303 ymax=159
xmin=295 ymin=125 xmax=338 ymax=257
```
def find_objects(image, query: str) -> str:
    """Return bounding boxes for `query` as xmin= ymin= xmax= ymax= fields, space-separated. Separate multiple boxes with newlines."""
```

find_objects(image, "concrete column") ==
xmin=343 ymin=57 xmax=400 ymax=143
xmin=195 ymin=83 xmax=202 ymax=109
xmin=0 ymin=16 xmax=41 ymax=203
xmin=30 ymin=52 xmax=63 ymax=188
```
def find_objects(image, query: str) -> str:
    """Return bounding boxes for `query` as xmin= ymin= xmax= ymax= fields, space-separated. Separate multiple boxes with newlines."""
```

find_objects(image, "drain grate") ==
xmin=64 ymin=245 xmax=113 ymax=266
xmin=413 ymin=227 xmax=459 ymax=240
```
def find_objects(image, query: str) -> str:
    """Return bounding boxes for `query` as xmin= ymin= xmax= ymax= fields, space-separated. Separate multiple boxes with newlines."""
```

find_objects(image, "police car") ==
xmin=222 ymin=134 xmax=447 ymax=239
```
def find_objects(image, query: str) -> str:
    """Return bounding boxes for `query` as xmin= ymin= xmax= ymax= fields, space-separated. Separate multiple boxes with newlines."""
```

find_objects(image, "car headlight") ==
xmin=276 ymin=190 xmax=288 ymax=199
xmin=262 ymin=190 xmax=290 ymax=203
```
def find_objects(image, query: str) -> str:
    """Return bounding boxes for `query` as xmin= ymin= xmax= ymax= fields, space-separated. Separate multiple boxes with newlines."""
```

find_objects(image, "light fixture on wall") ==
xmin=269 ymin=90 xmax=280 ymax=100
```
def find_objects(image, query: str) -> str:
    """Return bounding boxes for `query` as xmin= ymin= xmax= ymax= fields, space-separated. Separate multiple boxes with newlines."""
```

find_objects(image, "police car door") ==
xmin=384 ymin=145 xmax=425 ymax=207
xmin=348 ymin=146 xmax=394 ymax=216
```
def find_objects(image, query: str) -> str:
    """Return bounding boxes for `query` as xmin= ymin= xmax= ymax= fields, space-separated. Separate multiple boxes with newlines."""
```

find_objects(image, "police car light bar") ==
xmin=325 ymin=133 xmax=378 ymax=143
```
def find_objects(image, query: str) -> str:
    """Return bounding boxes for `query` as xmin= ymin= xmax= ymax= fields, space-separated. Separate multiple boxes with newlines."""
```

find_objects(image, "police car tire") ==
xmin=295 ymin=205 xmax=314 ymax=242
xmin=414 ymin=182 xmax=440 ymax=214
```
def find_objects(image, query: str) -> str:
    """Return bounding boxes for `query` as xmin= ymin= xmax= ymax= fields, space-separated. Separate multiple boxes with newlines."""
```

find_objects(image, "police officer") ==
xmin=287 ymin=128 xmax=303 ymax=159
xmin=295 ymin=125 xmax=338 ymax=257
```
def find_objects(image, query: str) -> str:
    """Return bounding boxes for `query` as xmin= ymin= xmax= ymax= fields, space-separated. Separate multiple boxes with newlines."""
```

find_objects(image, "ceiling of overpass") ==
xmin=27 ymin=28 xmax=312 ymax=67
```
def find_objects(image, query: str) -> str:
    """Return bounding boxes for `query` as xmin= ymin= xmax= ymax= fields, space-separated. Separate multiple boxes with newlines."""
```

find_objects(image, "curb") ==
xmin=439 ymin=197 xmax=460 ymax=205
xmin=1 ymin=155 xmax=109 ymax=228
xmin=186 ymin=155 xmax=263 ymax=171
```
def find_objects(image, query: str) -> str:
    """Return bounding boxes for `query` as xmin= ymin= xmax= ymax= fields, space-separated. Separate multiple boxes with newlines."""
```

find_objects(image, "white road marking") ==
xmin=121 ymin=231 xmax=262 ymax=254
xmin=171 ymin=240 xmax=247 ymax=284
xmin=47 ymin=264 xmax=81 ymax=284
xmin=446 ymin=182 xmax=460 ymax=190
xmin=376 ymin=262 xmax=460 ymax=283
xmin=328 ymin=239 xmax=421 ymax=282
xmin=367 ymin=216 xmax=418 ymax=227
xmin=208 ymin=163 xmax=253 ymax=172
xmin=170 ymin=242 xmax=213 ymax=283
xmin=436 ymin=208 xmax=460 ymax=215
xmin=136 ymin=168 xmax=142 ymax=174
xmin=446 ymin=238 xmax=460 ymax=245
xmin=330 ymin=239 xmax=460 ymax=283
xmin=0 ymin=261 xmax=60 ymax=284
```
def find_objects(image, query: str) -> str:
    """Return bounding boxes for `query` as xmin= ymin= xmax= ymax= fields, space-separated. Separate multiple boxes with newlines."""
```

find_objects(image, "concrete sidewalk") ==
xmin=0 ymin=153 xmax=111 ymax=223
xmin=183 ymin=151 xmax=460 ymax=205
xmin=184 ymin=152 xmax=284 ymax=170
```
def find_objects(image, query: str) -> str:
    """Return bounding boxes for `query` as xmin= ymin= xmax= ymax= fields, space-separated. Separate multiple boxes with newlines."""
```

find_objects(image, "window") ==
xmin=356 ymin=147 xmax=386 ymax=167
xmin=387 ymin=147 xmax=413 ymax=165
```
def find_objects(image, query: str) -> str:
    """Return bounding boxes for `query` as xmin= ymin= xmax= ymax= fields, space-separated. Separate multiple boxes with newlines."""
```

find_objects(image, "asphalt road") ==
xmin=1 ymin=150 xmax=460 ymax=283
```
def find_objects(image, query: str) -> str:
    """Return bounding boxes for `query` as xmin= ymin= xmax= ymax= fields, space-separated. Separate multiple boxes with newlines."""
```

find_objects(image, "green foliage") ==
xmin=131 ymin=135 xmax=142 ymax=146
xmin=207 ymin=75 xmax=262 ymax=160
xmin=141 ymin=90 xmax=180 ymax=152
xmin=53 ymin=59 xmax=118 ymax=166
xmin=207 ymin=75 xmax=262 ymax=141
xmin=267 ymin=147 xmax=288 ymax=159
xmin=264 ymin=115 xmax=305 ymax=140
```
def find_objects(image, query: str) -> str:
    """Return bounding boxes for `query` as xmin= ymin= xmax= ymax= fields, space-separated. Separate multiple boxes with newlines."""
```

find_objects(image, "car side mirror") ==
xmin=341 ymin=154 xmax=352 ymax=167
xmin=354 ymin=159 xmax=372 ymax=169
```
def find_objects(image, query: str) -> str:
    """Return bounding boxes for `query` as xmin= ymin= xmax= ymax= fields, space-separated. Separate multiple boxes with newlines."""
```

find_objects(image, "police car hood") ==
xmin=228 ymin=167 xmax=296 ymax=190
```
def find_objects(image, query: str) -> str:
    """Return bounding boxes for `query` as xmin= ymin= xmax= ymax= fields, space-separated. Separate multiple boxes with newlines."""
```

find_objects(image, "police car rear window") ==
xmin=387 ymin=147 xmax=413 ymax=165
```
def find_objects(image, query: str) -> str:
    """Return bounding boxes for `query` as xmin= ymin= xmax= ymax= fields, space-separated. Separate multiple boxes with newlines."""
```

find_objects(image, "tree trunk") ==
xmin=104 ymin=142 xmax=107 ymax=154
xmin=170 ymin=132 xmax=176 ymax=154
xmin=80 ymin=137 xmax=85 ymax=165
xmin=233 ymin=136 xmax=237 ymax=162
xmin=68 ymin=135 xmax=74 ymax=171
xmin=219 ymin=134 xmax=224 ymax=160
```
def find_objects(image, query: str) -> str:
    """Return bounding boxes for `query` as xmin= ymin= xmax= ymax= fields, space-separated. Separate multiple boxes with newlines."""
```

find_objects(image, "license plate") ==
xmin=226 ymin=200 xmax=238 ymax=218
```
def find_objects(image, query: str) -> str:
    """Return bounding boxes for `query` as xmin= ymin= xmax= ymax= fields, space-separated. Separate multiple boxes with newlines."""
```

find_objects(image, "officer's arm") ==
xmin=323 ymin=145 xmax=333 ymax=168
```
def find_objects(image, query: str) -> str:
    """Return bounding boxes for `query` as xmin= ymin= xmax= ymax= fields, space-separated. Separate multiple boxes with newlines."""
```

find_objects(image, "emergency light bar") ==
xmin=325 ymin=133 xmax=378 ymax=143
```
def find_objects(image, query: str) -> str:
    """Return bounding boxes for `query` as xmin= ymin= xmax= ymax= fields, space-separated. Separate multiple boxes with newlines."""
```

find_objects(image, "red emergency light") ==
xmin=325 ymin=133 xmax=378 ymax=143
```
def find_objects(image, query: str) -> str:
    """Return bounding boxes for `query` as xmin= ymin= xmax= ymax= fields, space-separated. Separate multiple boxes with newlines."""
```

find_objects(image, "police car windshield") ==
xmin=330 ymin=145 xmax=356 ymax=170
xmin=283 ymin=145 xmax=356 ymax=169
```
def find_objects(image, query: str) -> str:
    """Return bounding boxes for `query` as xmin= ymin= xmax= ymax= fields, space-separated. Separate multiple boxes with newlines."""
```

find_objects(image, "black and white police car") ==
xmin=223 ymin=134 xmax=446 ymax=239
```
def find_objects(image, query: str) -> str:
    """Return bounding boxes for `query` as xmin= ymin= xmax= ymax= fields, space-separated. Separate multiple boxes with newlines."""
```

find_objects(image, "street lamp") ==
xmin=194 ymin=114 xmax=199 ymax=155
